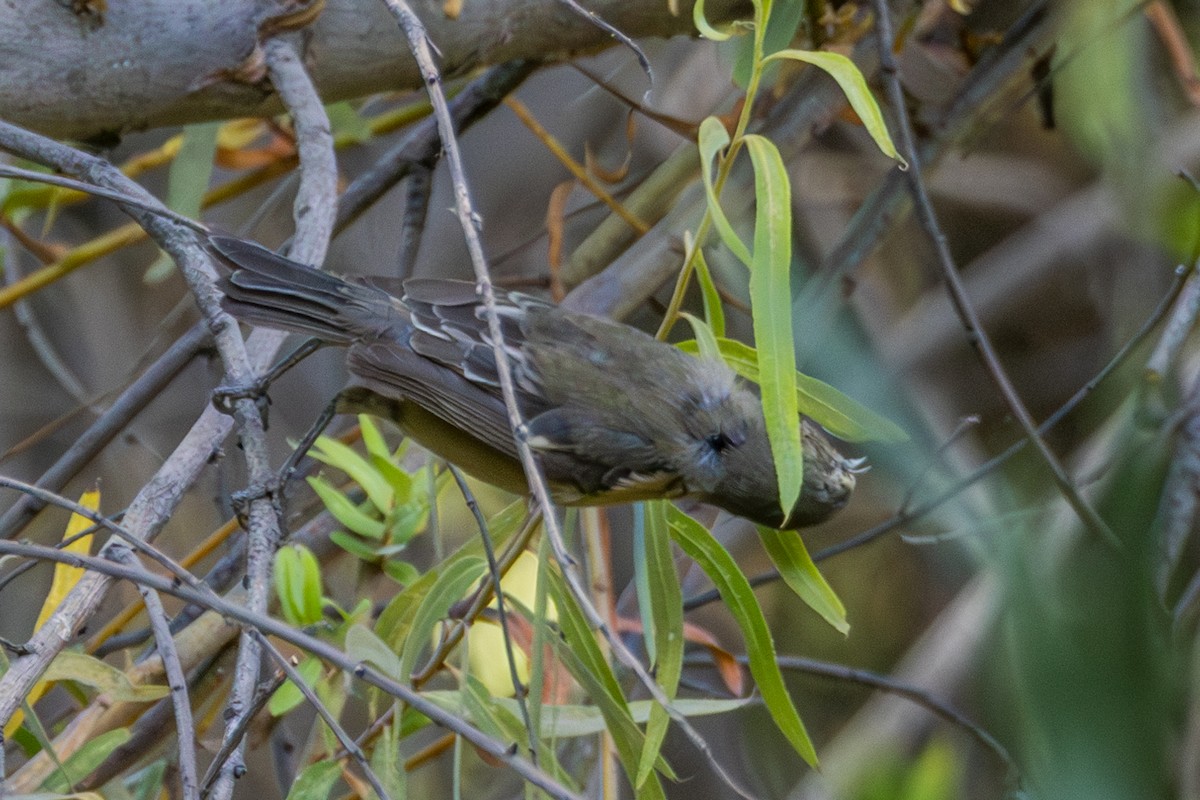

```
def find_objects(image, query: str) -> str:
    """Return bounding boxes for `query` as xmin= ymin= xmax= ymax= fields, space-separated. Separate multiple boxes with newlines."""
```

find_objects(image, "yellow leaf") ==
xmin=7 ymin=487 xmax=100 ymax=738
xmin=34 ymin=487 xmax=99 ymax=630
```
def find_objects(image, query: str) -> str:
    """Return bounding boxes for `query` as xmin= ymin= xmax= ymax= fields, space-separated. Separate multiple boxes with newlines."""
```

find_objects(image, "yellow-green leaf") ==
xmin=698 ymin=117 xmax=752 ymax=267
xmin=43 ymin=650 xmax=169 ymax=702
xmin=309 ymin=434 xmax=394 ymax=513
xmin=745 ymin=133 xmax=802 ymax=517
xmin=693 ymin=0 xmax=737 ymax=40
xmin=758 ymin=527 xmax=848 ymax=634
xmin=668 ymin=507 xmax=818 ymax=766
xmin=40 ymin=729 xmax=131 ymax=794
xmin=765 ymin=50 xmax=905 ymax=166
xmin=690 ymin=237 xmax=727 ymax=337
xmin=679 ymin=337 xmax=909 ymax=443
xmin=307 ymin=476 xmax=387 ymax=539
xmin=274 ymin=544 xmax=324 ymax=627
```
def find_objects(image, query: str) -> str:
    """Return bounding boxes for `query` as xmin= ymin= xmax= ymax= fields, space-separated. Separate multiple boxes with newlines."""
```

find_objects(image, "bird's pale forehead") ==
xmin=688 ymin=358 xmax=740 ymax=408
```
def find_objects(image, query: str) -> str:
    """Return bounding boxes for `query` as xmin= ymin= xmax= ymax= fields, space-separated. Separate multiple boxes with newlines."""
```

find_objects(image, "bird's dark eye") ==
xmin=705 ymin=430 xmax=741 ymax=453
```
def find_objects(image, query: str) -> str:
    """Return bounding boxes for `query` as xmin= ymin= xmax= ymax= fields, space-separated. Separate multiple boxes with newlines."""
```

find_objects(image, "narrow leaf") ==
xmin=667 ymin=507 xmax=818 ymax=765
xmin=309 ymin=434 xmax=394 ymax=513
xmin=764 ymin=50 xmax=906 ymax=166
xmin=546 ymin=570 xmax=674 ymax=794
xmin=308 ymin=476 xmax=387 ymax=540
xmin=745 ymin=133 xmax=802 ymax=517
xmin=758 ymin=528 xmax=848 ymax=634
xmin=691 ymin=242 xmax=727 ymax=338
xmin=35 ymin=487 xmax=99 ymax=631
xmin=679 ymin=313 xmax=722 ymax=362
xmin=347 ymin=623 xmax=406 ymax=681
xmin=637 ymin=500 xmax=684 ymax=788
xmin=692 ymin=0 xmax=736 ymax=40
xmin=698 ymin=117 xmax=752 ymax=267
xmin=398 ymin=557 xmax=486 ymax=681
xmin=40 ymin=729 xmax=131 ymax=793
xmin=678 ymin=337 xmax=908 ymax=443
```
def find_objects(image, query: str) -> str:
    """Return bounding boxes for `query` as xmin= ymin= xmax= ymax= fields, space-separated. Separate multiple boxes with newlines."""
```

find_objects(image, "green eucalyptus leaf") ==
xmin=309 ymin=435 xmax=394 ymax=513
xmin=274 ymin=544 xmax=324 ymax=626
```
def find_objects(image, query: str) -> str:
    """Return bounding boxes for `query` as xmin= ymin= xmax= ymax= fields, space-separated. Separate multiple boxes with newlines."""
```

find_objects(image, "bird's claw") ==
xmin=212 ymin=380 xmax=272 ymax=426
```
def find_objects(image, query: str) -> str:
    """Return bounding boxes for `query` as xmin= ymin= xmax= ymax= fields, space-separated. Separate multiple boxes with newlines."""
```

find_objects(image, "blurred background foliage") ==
xmin=3 ymin=0 xmax=1200 ymax=798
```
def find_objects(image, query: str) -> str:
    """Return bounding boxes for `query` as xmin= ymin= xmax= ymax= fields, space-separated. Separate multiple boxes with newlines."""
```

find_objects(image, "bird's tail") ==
xmin=210 ymin=236 xmax=402 ymax=343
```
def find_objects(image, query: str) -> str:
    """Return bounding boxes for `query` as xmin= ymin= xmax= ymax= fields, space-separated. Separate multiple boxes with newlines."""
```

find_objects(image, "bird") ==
xmin=209 ymin=235 xmax=859 ymax=529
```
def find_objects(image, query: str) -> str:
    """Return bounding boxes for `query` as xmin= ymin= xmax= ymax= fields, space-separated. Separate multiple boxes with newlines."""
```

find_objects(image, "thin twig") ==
xmin=0 ymin=321 xmax=211 ymax=540
xmin=0 ymin=477 xmax=209 ymax=594
xmin=251 ymin=630 xmax=393 ymax=800
xmin=766 ymin=654 xmax=1020 ymax=784
xmin=204 ymin=38 xmax=340 ymax=800
xmin=0 ymin=537 xmax=583 ymax=800
xmin=198 ymin=671 xmax=289 ymax=798
xmin=332 ymin=59 xmax=539 ymax=241
xmin=872 ymin=0 xmax=1118 ymax=549
xmin=109 ymin=545 xmax=200 ymax=800
xmin=0 ymin=120 xmax=284 ymax=754
xmin=2 ymin=231 xmax=91 ymax=405
xmin=447 ymin=466 xmax=538 ymax=766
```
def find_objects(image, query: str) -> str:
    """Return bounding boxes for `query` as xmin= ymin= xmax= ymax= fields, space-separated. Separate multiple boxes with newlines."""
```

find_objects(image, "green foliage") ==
xmin=307 ymin=415 xmax=431 ymax=581
xmin=687 ymin=0 xmax=902 ymax=520
xmin=274 ymin=543 xmax=325 ymax=627
xmin=676 ymin=334 xmax=908 ymax=443
xmin=666 ymin=506 xmax=818 ymax=766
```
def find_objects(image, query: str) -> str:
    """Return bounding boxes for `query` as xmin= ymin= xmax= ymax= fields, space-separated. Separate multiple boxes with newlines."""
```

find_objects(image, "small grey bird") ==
xmin=211 ymin=236 xmax=858 ymax=529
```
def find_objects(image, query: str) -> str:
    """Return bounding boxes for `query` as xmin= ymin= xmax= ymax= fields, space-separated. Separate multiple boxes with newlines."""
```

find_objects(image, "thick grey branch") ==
xmin=1 ymin=0 xmax=750 ymax=141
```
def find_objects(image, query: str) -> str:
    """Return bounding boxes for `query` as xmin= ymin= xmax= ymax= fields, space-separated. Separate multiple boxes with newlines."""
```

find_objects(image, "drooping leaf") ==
xmin=758 ymin=527 xmax=848 ymax=634
xmin=667 ymin=507 xmax=818 ymax=766
xmin=764 ymin=49 xmax=905 ymax=166
xmin=745 ymin=133 xmax=802 ymax=517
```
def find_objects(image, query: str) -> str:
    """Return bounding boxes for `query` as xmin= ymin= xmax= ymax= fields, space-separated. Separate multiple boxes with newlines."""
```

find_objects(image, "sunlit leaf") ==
xmin=35 ymin=487 xmax=99 ymax=632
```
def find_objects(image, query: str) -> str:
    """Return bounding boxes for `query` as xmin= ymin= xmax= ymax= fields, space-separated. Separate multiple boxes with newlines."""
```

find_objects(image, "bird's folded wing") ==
xmin=346 ymin=341 xmax=521 ymax=461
